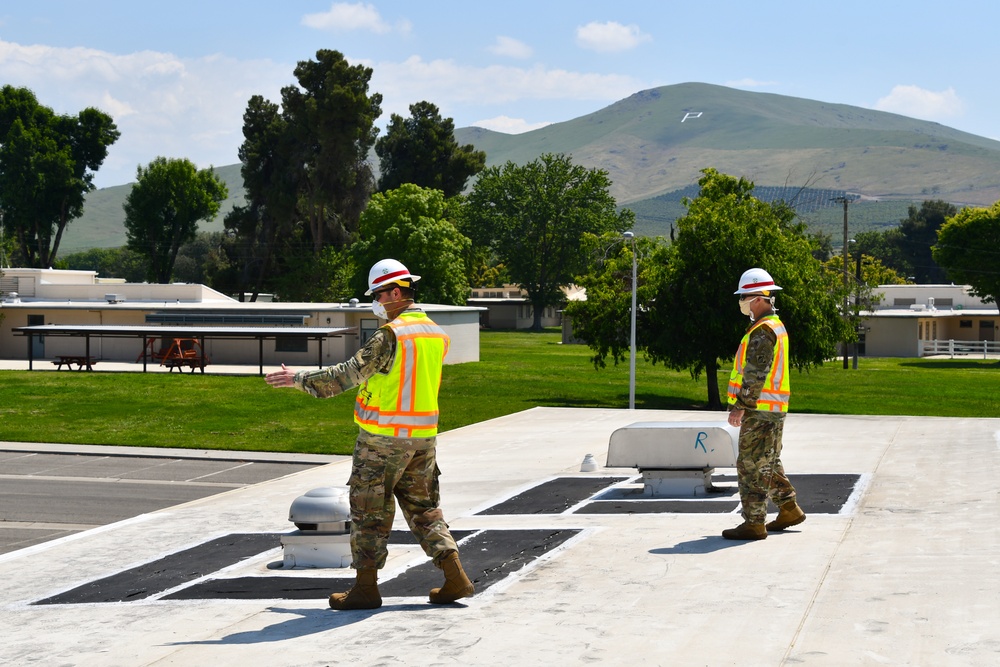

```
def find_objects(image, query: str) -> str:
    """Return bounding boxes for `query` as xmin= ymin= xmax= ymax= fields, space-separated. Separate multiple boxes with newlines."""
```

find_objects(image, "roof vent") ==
xmin=105 ymin=293 xmax=125 ymax=304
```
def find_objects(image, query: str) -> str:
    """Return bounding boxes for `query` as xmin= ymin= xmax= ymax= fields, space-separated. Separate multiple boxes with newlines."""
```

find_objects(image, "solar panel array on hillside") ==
xmin=646 ymin=185 xmax=850 ymax=213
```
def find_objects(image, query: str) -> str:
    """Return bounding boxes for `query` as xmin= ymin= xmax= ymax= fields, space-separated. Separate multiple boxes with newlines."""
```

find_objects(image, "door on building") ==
xmin=980 ymin=320 xmax=996 ymax=342
xmin=27 ymin=314 xmax=45 ymax=358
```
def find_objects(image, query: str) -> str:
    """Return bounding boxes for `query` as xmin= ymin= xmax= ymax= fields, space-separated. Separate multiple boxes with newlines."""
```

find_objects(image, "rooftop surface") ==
xmin=1 ymin=407 xmax=998 ymax=666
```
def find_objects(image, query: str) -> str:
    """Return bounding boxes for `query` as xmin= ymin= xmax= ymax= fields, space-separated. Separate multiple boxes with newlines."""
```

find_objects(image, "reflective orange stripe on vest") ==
xmin=727 ymin=315 xmax=790 ymax=412
xmin=355 ymin=312 xmax=449 ymax=438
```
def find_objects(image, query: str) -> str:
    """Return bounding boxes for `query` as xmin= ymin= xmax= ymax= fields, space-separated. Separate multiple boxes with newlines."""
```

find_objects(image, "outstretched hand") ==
xmin=265 ymin=363 xmax=295 ymax=388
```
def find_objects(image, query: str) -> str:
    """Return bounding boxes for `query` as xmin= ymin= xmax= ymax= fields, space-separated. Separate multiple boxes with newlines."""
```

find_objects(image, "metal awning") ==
xmin=12 ymin=325 xmax=356 ymax=375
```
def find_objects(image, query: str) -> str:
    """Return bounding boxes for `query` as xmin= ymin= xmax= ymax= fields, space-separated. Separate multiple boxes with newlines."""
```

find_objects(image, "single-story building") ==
xmin=860 ymin=284 xmax=999 ymax=357
xmin=467 ymin=284 xmax=584 ymax=330
xmin=0 ymin=268 xmax=484 ymax=368
xmin=558 ymin=282 xmax=999 ymax=358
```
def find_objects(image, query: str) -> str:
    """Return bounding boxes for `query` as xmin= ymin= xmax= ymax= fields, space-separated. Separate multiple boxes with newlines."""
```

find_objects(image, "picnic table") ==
xmin=53 ymin=355 xmax=97 ymax=371
xmin=158 ymin=337 xmax=209 ymax=373
xmin=163 ymin=357 xmax=208 ymax=373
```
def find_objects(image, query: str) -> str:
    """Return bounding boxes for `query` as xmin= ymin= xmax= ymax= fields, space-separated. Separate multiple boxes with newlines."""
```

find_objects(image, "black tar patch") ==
xmin=475 ymin=476 xmax=630 ymax=515
xmin=475 ymin=474 xmax=860 ymax=515
xmin=33 ymin=529 xmax=578 ymax=605
xmin=164 ymin=528 xmax=579 ymax=601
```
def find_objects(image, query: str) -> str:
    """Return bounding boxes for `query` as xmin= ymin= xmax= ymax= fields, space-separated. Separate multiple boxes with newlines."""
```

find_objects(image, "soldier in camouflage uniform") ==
xmin=723 ymin=268 xmax=806 ymax=541
xmin=266 ymin=259 xmax=473 ymax=609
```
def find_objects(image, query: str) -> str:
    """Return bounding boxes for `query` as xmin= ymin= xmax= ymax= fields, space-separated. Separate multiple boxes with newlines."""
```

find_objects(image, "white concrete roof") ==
xmin=1 ymin=407 xmax=998 ymax=665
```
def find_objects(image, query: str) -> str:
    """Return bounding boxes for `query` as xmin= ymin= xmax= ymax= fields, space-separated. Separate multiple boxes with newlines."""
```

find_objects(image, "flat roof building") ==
xmin=0 ymin=268 xmax=483 ymax=370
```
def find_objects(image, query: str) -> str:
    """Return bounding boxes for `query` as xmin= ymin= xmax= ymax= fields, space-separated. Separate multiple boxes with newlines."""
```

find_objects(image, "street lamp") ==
xmin=623 ymin=232 xmax=637 ymax=409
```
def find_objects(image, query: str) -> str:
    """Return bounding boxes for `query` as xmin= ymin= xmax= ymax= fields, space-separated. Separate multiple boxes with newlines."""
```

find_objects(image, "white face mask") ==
xmin=371 ymin=299 xmax=389 ymax=320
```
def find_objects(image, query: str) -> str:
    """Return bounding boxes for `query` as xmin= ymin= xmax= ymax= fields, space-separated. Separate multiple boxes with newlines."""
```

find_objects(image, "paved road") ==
xmin=0 ymin=444 xmax=341 ymax=555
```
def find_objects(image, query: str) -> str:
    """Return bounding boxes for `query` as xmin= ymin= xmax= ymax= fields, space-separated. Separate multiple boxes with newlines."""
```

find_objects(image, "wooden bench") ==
xmin=606 ymin=421 xmax=740 ymax=497
xmin=52 ymin=355 xmax=97 ymax=371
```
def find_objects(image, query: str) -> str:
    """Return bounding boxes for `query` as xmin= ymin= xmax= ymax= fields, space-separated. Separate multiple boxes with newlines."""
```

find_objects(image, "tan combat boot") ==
xmin=721 ymin=521 xmax=767 ymax=540
xmin=329 ymin=568 xmax=381 ymax=610
xmin=429 ymin=551 xmax=475 ymax=604
xmin=766 ymin=500 xmax=806 ymax=532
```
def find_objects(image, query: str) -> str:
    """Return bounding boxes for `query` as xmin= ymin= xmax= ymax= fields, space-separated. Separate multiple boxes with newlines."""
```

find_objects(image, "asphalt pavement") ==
xmin=0 ymin=442 xmax=341 ymax=555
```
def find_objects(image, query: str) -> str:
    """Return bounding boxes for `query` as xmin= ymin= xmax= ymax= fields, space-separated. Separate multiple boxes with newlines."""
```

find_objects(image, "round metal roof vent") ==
xmin=289 ymin=486 xmax=350 ymax=528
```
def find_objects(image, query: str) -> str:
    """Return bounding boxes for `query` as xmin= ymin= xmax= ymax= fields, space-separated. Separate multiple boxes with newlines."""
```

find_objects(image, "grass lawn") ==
xmin=1 ymin=329 xmax=997 ymax=456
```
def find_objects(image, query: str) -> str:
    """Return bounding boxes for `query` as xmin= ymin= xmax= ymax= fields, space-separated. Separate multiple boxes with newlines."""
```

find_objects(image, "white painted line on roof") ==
xmin=0 ymin=512 xmax=163 ymax=565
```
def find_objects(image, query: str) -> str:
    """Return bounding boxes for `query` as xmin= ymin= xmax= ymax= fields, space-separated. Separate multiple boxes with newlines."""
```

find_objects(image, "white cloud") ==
xmin=99 ymin=92 xmax=136 ymax=119
xmin=0 ymin=39 xmax=288 ymax=187
xmin=471 ymin=115 xmax=550 ymax=134
xmin=369 ymin=55 xmax=642 ymax=110
xmin=488 ymin=36 xmax=533 ymax=60
xmin=874 ymin=85 xmax=965 ymax=122
xmin=0 ymin=38 xmax=644 ymax=188
xmin=301 ymin=2 xmax=397 ymax=34
xmin=575 ymin=21 xmax=651 ymax=53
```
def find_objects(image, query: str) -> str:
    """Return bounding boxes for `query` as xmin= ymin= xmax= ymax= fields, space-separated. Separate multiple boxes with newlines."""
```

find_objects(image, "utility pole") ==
xmin=832 ymin=195 xmax=856 ymax=369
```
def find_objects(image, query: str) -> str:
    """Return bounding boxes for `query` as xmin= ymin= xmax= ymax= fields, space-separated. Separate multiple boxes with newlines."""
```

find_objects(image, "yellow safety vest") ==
xmin=354 ymin=311 xmax=449 ymax=438
xmin=727 ymin=315 xmax=790 ymax=412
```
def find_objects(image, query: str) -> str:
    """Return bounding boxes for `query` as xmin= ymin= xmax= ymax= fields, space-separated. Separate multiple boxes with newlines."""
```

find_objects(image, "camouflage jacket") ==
xmin=293 ymin=326 xmax=396 ymax=399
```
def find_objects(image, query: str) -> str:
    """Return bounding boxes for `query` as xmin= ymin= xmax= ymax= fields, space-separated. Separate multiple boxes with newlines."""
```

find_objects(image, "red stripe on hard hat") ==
xmin=742 ymin=280 xmax=775 ymax=289
xmin=373 ymin=269 xmax=409 ymax=286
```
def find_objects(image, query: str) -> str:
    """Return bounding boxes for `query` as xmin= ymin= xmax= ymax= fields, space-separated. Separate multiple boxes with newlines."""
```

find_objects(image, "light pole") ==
xmin=624 ymin=231 xmax=637 ymax=409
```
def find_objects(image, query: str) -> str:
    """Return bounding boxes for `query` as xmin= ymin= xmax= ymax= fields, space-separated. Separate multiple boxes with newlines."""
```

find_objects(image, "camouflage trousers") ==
xmin=347 ymin=429 xmax=459 ymax=570
xmin=736 ymin=413 xmax=797 ymax=525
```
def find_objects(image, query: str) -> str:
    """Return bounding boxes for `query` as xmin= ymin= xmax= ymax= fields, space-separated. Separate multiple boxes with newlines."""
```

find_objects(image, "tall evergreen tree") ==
xmin=375 ymin=101 xmax=486 ymax=197
xmin=228 ymin=50 xmax=382 ymax=301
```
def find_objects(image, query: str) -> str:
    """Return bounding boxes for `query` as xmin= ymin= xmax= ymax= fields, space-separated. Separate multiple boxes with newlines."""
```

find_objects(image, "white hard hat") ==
xmin=734 ymin=268 xmax=782 ymax=295
xmin=365 ymin=258 xmax=421 ymax=295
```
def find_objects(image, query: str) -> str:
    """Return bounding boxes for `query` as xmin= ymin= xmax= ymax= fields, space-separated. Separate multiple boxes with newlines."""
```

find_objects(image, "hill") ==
xmin=455 ymin=82 xmax=1000 ymax=206
xmin=60 ymin=82 xmax=1000 ymax=252
xmin=60 ymin=163 xmax=247 ymax=253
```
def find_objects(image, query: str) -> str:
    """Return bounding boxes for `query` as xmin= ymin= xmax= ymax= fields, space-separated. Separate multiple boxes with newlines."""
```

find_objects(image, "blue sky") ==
xmin=1 ymin=1 xmax=996 ymax=189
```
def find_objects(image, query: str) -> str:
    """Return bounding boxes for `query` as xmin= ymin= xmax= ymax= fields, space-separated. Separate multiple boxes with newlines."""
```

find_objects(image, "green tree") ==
xmin=224 ymin=95 xmax=297 ymax=301
xmin=229 ymin=50 xmax=382 ymax=300
xmin=853 ymin=229 xmax=911 ymax=279
xmin=566 ymin=232 xmax=665 ymax=369
xmin=896 ymin=200 xmax=957 ymax=283
xmin=124 ymin=157 xmax=228 ymax=284
xmin=463 ymin=153 xmax=634 ymax=329
xmin=350 ymin=184 xmax=471 ymax=305
xmin=933 ymin=201 xmax=1000 ymax=310
xmin=375 ymin=101 xmax=486 ymax=197
xmin=0 ymin=86 xmax=119 ymax=267
xmin=173 ymin=232 xmax=234 ymax=286
xmin=60 ymin=246 xmax=147 ymax=282
xmin=570 ymin=169 xmax=847 ymax=410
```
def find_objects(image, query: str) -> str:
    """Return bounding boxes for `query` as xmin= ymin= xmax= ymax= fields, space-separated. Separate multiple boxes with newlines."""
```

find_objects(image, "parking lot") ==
xmin=0 ymin=443 xmax=342 ymax=555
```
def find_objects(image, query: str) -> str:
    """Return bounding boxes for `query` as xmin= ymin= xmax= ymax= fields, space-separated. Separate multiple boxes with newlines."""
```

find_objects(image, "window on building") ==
xmin=935 ymin=298 xmax=953 ymax=307
xmin=894 ymin=298 xmax=916 ymax=306
xmin=360 ymin=318 xmax=379 ymax=345
xmin=275 ymin=336 xmax=308 ymax=353
xmin=959 ymin=320 xmax=973 ymax=328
